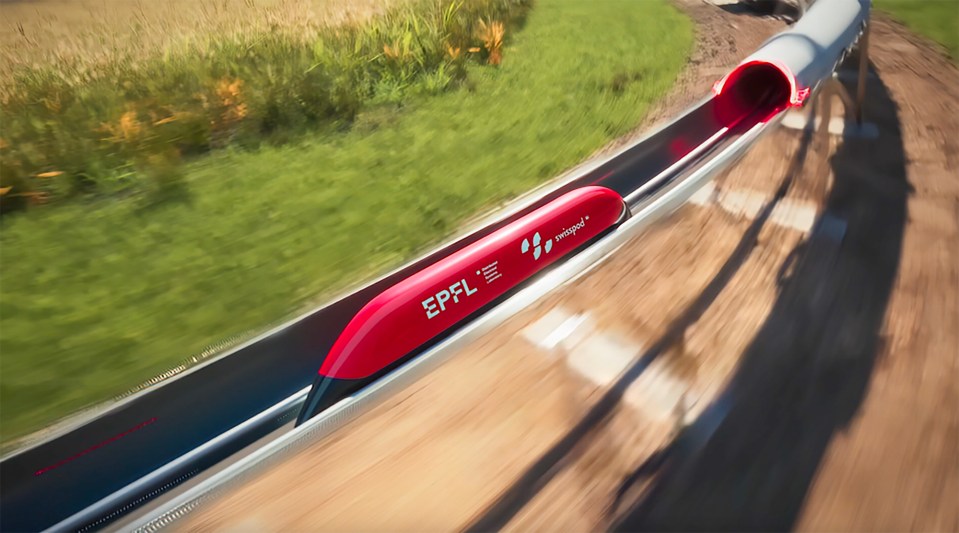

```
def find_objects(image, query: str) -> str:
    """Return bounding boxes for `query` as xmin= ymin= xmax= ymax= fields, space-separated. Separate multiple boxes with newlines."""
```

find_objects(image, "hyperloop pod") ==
xmin=296 ymin=186 xmax=628 ymax=424
xmin=712 ymin=0 xmax=870 ymax=122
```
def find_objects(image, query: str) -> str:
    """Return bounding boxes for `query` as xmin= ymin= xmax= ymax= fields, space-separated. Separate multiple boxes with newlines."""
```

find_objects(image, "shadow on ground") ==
xmin=466 ymin=63 xmax=836 ymax=533
xmin=609 ymin=60 xmax=909 ymax=531
xmin=462 ymin=53 xmax=908 ymax=532
xmin=715 ymin=0 xmax=802 ymax=23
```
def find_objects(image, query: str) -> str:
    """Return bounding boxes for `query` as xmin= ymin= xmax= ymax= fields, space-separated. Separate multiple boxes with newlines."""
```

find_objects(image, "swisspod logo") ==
xmin=521 ymin=232 xmax=553 ymax=260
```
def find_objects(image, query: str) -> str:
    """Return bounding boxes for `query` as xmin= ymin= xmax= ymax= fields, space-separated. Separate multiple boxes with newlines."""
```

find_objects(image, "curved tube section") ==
xmin=714 ymin=0 xmax=870 ymax=112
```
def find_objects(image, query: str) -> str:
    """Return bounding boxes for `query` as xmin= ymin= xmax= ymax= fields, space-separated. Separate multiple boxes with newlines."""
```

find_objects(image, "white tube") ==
xmin=715 ymin=0 xmax=870 ymax=107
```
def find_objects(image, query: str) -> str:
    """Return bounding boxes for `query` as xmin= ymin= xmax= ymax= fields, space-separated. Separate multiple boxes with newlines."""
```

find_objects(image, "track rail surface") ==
xmin=0 ymin=0 xmax=869 ymax=530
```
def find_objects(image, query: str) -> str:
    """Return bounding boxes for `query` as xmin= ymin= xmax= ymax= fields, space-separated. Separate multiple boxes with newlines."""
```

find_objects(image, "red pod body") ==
xmin=318 ymin=186 xmax=627 ymax=380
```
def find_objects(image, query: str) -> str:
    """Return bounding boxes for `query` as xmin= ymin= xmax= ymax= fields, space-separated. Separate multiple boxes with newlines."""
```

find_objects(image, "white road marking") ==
xmin=771 ymin=197 xmax=818 ymax=233
xmin=688 ymin=181 xmax=718 ymax=206
xmin=542 ymin=314 xmax=589 ymax=351
xmin=624 ymin=362 xmax=691 ymax=422
xmin=522 ymin=308 xmax=587 ymax=353
xmin=564 ymin=332 xmax=637 ymax=386
xmin=781 ymin=109 xmax=878 ymax=139
xmin=715 ymin=188 xmax=768 ymax=220
xmin=688 ymin=183 xmax=818 ymax=233
xmin=522 ymin=310 xmax=693 ymax=422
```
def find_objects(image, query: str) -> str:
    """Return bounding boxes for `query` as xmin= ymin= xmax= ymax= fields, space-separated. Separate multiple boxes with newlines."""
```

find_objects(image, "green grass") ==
xmin=0 ymin=0 xmax=693 ymax=444
xmin=0 ymin=0 xmax=528 ymax=205
xmin=875 ymin=0 xmax=959 ymax=60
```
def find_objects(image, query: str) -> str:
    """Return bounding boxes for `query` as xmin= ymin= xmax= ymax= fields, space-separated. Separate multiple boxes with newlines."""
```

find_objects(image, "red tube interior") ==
xmin=712 ymin=60 xmax=807 ymax=126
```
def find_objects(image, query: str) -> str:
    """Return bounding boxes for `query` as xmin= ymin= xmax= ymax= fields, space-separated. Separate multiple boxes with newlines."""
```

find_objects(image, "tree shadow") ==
xmin=609 ymin=60 xmax=909 ymax=531
xmin=714 ymin=1 xmax=802 ymax=24
xmin=462 ymin=78 xmax=826 ymax=533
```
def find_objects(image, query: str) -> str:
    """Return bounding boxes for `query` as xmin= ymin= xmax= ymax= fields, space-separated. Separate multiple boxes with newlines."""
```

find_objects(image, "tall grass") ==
xmin=0 ymin=0 xmax=530 ymax=210
xmin=0 ymin=0 xmax=693 ymax=446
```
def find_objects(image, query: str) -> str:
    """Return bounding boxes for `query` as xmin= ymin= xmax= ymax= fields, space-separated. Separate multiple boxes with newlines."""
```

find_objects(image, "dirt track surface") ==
xmin=793 ymin=16 xmax=959 ymax=532
xmin=181 ymin=5 xmax=958 ymax=533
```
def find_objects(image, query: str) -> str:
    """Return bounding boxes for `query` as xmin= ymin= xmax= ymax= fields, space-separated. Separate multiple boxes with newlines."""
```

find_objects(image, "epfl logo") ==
xmin=521 ymin=232 xmax=553 ymax=260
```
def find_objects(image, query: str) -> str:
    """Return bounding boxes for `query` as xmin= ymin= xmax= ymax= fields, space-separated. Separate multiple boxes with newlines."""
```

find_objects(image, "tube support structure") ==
xmin=855 ymin=18 xmax=870 ymax=124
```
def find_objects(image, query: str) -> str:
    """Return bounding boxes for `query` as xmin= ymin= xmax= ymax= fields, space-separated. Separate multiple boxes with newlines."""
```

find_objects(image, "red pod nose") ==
xmin=318 ymin=186 xmax=628 ymax=381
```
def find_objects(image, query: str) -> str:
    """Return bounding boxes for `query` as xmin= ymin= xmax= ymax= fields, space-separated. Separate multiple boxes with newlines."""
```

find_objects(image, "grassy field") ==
xmin=0 ymin=0 xmax=693 ymax=444
xmin=1 ymin=0 xmax=531 ymax=205
xmin=875 ymin=0 xmax=959 ymax=60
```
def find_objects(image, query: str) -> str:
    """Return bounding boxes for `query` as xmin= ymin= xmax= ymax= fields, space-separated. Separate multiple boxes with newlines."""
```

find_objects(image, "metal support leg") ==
xmin=855 ymin=18 xmax=870 ymax=125
xmin=832 ymin=74 xmax=858 ymax=122
xmin=818 ymin=78 xmax=835 ymax=141
xmin=811 ymin=64 xmax=876 ymax=139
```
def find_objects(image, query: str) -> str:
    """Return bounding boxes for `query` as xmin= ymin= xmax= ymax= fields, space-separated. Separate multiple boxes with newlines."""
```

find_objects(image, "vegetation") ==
xmin=0 ymin=0 xmax=396 ymax=76
xmin=0 ymin=0 xmax=693 ymax=444
xmin=875 ymin=0 xmax=959 ymax=60
xmin=0 ymin=0 xmax=526 ymax=208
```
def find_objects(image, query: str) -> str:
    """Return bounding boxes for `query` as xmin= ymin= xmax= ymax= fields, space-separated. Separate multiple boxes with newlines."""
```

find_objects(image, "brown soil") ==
xmin=180 ymin=4 xmax=958 ymax=533
xmin=793 ymin=16 xmax=959 ymax=532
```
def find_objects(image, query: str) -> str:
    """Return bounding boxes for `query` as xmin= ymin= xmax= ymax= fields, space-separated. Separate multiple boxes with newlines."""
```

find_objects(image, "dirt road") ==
xmin=793 ymin=17 xmax=959 ymax=532
xmin=180 ymin=4 xmax=958 ymax=532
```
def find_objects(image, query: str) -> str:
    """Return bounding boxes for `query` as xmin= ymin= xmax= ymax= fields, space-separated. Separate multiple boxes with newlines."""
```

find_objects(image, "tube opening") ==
xmin=713 ymin=60 xmax=799 ymax=125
